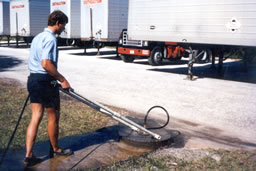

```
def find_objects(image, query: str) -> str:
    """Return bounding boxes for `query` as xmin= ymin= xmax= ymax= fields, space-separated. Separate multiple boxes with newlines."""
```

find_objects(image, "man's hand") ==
xmin=61 ymin=79 xmax=71 ymax=91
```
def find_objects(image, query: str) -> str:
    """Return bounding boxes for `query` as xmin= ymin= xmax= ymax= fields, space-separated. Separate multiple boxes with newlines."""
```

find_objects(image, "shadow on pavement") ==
xmin=134 ymin=59 xmax=188 ymax=66
xmin=69 ymin=50 xmax=117 ymax=56
xmin=99 ymin=56 xmax=121 ymax=61
xmin=63 ymin=125 xmax=120 ymax=153
xmin=0 ymin=55 xmax=23 ymax=72
xmin=148 ymin=60 xmax=256 ymax=84
xmin=58 ymin=47 xmax=81 ymax=51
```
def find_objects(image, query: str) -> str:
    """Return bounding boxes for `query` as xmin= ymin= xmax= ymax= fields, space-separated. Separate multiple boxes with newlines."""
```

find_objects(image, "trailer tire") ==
xmin=24 ymin=37 xmax=33 ymax=44
xmin=148 ymin=46 xmax=163 ymax=66
xmin=120 ymin=55 xmax=135 ymax=63
xmin=195 ymin=49 xmax=212 ymax=64
xmin=66 ymin=39 xmax=75 ymax=46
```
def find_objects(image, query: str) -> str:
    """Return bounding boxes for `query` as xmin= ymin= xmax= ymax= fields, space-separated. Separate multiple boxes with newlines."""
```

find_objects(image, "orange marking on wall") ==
xmin=52 ymin=1 xmax=66 ymax=6
xmin=12 ymin=5 xmax=24 ymax=9
xmin=83 ymin=0 xmax=102 ymax=5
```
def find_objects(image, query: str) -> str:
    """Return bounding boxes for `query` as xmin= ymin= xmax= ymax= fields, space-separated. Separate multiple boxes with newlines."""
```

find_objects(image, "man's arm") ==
xmin=41 ymin=59 xmax=70 ymax=89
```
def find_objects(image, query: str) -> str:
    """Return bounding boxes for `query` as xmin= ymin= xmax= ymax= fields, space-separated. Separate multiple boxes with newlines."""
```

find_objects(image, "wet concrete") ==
xmin=0 ymin=125 xmax=159 ymax=170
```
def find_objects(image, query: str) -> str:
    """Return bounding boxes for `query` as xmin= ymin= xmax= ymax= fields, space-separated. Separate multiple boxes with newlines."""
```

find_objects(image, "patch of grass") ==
xmin=0 ymin=79 xmax=111 ymax=151
xmin=98 ymin=150 xmax=256 ymax=170
xmin=0 ymin=36 xmax=23 ymax=41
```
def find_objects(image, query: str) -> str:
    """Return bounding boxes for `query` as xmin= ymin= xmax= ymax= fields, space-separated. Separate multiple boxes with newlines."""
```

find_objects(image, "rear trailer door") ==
xmin=10 ymin=0 xmax=30 ymax=36
xmin=81 ymin=0 xmax=108 ymax=40
xmin=51 ymin=0 xmax=80 ymax=39
xmin=51 ymin=0 xmax=70 ymax=38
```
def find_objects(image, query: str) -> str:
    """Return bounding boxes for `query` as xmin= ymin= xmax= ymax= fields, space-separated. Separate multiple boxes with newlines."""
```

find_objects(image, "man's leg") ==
xmin=47 ymin=106 xmax=61 ymax=152
xmin=25 ymin=103 xmax=44 ymax=158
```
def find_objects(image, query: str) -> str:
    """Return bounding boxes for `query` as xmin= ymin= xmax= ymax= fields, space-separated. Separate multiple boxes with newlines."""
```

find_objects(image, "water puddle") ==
xmin=0 ymin=125 xmax=155 ymax=170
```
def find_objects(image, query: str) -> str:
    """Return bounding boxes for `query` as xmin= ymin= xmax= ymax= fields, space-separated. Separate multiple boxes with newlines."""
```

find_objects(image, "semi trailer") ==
xmin=51 ymin=0 xmax=81 ymax=46
xmin=9 ymin=0 xmax=50 ymax=45
xmin=118 ymin=0 xmax=256 ymax=78
xmin=80 ymin=0 xmax=128 ymax=52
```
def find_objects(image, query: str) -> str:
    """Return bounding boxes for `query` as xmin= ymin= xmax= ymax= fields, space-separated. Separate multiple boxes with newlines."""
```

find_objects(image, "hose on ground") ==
xmin=0 ymin=94 xmax=30 ymax=166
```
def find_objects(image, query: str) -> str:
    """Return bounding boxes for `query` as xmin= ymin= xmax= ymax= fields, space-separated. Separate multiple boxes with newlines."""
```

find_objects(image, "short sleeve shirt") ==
xmin=28 ymin=28 xmax=58 ymax=74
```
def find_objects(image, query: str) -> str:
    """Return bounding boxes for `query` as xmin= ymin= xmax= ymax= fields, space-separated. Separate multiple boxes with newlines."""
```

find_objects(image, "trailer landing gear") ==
xmin=186 ymin=48 xmax=217 ymax=80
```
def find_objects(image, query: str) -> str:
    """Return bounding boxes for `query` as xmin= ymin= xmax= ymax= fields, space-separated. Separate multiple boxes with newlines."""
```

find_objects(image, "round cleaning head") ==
xmin=118 ymin=118 xmax=178 ymax=149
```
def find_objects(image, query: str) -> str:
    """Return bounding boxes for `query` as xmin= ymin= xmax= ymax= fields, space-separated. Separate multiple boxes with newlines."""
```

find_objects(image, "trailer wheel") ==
xmin=195 ymin=49 xmax=212 ymax=63
xmin=148 ymin=46 xmax=163 ymax=66
xmin=120 ymin=55 xmax=135 ymax=63
xmin=23 ymin=37 xmax=33 ymax=44
xmin=66 ymin=39 xmax=75 ymax=46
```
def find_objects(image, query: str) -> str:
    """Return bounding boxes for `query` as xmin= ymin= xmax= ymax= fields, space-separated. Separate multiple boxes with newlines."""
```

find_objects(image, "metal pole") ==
xmin=7 ymin=36 xmax=10 ymax=47
xmin=15 ymin=12 xmax=18 ymax=47
xmin=90 ymin=8 xmax=93 ymax=39
xmin=59 ymin=88 xmax=161 ymax=140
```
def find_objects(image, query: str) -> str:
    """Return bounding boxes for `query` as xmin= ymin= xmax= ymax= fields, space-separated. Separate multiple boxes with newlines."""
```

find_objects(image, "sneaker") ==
xmin=23 ymin=155 xmax=42 ymax=167
xmin=53 ymin=149 xmax=73 ymax=157
xmin=49 ymin=147 xmax=73 ymax=158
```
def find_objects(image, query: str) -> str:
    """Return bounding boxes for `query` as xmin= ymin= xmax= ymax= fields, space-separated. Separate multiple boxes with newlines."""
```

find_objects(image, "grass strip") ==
xmin=97 ymin=149 xmax=256 ymax=170
xmin=0 ymin=79 xmax=111 ymax=151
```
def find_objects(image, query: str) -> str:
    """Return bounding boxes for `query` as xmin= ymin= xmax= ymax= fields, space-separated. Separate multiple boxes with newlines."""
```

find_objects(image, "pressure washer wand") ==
xmin=59 ymin=87 xmax=162 ymax=140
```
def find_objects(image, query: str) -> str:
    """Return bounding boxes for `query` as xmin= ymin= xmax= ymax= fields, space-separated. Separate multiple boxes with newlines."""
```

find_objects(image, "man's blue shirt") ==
xmin=29 ymin=28 xmax=58 ymax=74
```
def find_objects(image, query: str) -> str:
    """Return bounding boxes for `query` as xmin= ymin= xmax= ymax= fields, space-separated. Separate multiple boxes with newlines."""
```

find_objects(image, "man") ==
xmin=25 ymin=10 xmax=72 ymax=167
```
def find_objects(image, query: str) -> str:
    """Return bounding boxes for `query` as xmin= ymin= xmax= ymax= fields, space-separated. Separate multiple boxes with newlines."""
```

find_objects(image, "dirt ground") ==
xmin=0 ymin=45 xmax=256 ymax=170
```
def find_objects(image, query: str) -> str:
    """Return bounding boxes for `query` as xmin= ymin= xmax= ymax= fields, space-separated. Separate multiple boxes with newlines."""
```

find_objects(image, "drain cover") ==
xmin=118 ymin=118 xmax=177 ymax=148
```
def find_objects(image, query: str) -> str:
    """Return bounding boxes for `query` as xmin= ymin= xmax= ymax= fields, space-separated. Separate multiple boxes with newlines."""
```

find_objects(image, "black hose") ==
xmin=143 ymin=106 xmax=170 ymax=130
xmin=0 ymin=94 xmax=30 ymax=166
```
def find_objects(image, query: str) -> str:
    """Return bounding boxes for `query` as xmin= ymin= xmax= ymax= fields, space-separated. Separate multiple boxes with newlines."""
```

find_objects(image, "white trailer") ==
xmin=118 ymin=0 xmax=256 ymax=77
xmin=9 ymin=0 xmax=50 ymax=38
xmin=50 ymin=0 xmax=81 ymax=40
xmin=80 ymin=0 xmax=128 ymax=47
xmin=128 ymin=0 xmax=256 ymax=47
xmin=0 ymin=0 xmax=10 ymax=36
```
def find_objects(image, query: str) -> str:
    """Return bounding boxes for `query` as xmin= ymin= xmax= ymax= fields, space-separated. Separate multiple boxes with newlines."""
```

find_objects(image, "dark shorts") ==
xmin=27 ymin=73 xmax=60 ymax=108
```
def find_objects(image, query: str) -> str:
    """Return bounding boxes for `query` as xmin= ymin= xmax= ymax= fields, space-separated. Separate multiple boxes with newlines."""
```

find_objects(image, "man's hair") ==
xmin=48 ymin=10 xmax=68 ymax=26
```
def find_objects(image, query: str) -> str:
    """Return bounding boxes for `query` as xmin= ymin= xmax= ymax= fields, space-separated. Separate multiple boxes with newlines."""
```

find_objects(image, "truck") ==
xmin=50 ymin=0 xmax=81 ymax=46
xmin=9 ymin=0 xmax=50 ymax=45
xmin=80 ymin=0 xmax=128 ymax=52
xmin=118 ymin=0 xmax=256 ymax=77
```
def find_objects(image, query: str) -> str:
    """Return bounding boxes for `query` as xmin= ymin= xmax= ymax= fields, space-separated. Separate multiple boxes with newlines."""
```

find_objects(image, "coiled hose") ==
xmin=143 ymin=105 xmax=170 ymax=130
